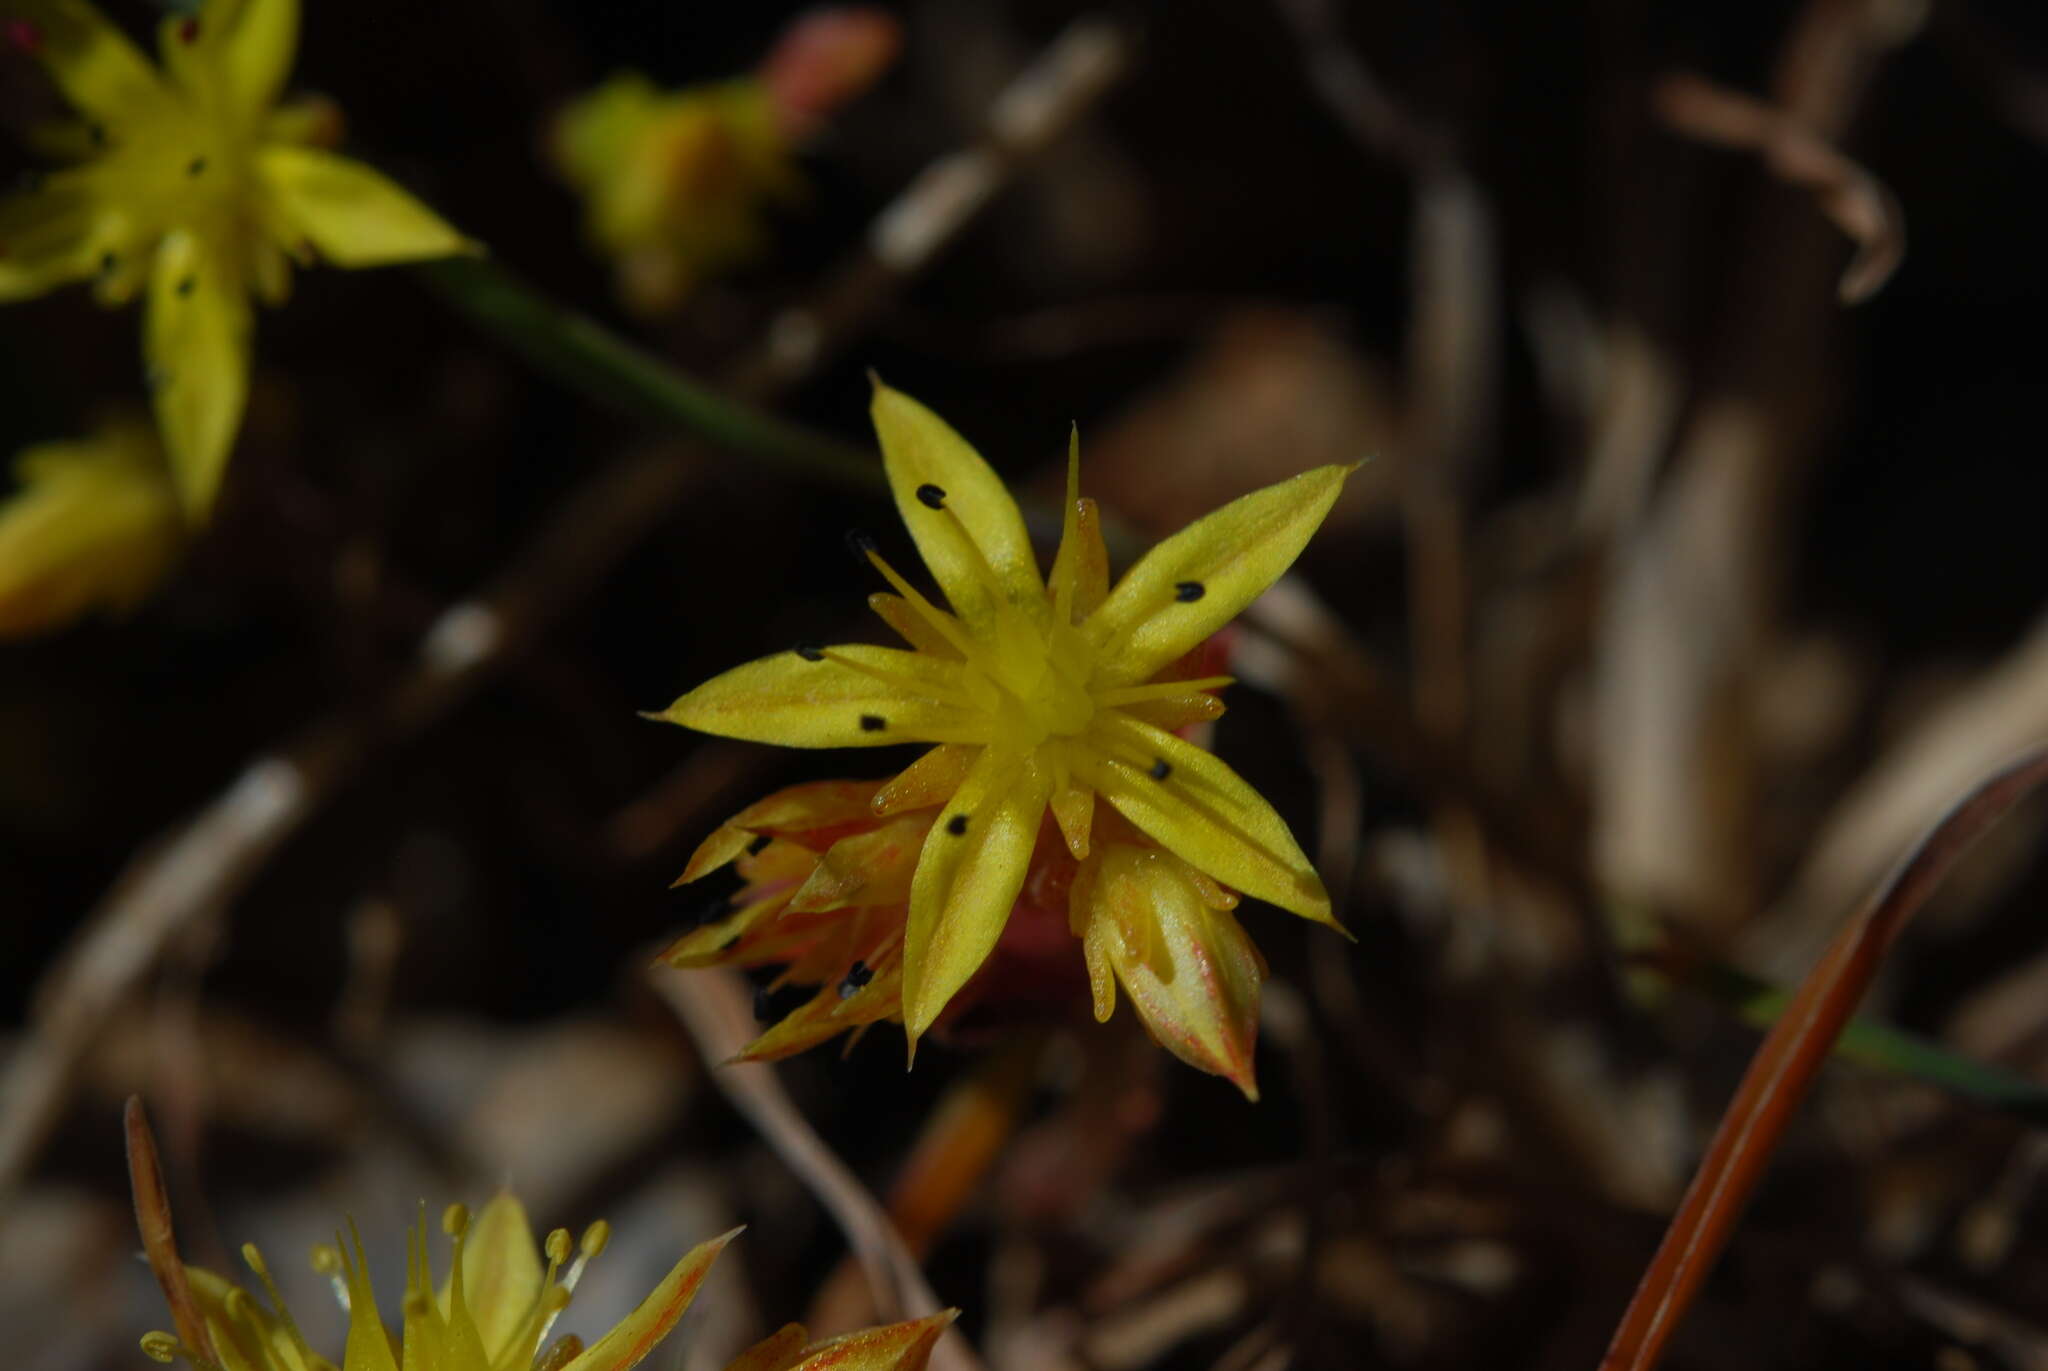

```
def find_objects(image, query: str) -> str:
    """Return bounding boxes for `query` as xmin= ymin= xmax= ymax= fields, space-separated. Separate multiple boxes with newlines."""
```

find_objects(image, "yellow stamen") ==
xmin=815 ymin=646 xmax=973 ymax=710
xmin=241 ymin=1243 xmax=321 ymax=1371
xmin=311 ymin=1243 xmax=352 ymax=1313
xmin=860 ymin=545 xmax=984 ymax=663
xmin=140 ymin=1332 xmax=184 ymax=1364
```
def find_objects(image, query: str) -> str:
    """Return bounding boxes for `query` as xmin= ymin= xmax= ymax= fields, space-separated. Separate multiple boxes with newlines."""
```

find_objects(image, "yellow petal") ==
xmin=781 ymin=1312 xmax=958 ymax=1371
xmin=0 ymin=180 xmax=99 ymax=301
xmin=1083 ymin=714 xmax=1333 ymax=926
xmin=443 ymin=1193 xmax=543 ymax=1366
xmin=869 ymin=382 xmax=1041 ymax=628
xmin=662 ymin=880 xmax=802 ymax=968
xmin=1085 ymin=845 xmax=1264 ymax=1099
xmin=1049 ymin=777 xmax=1093 ymax=861
xmin=559 ymin=1227 xmax=740 ymax=1371
xmin=0 ymin=417 xmax=183 ymax=637
xmin=1086 ymin=464 xmax=1352 ymax=687
xmin=342 ymin=1226 xmax=400 ymax=1371
xmin=11 ymin=0 xmax=167 ymax=124
xmin=790 ymin=815 xmax=929 ymax=912
xmin=901 ymin=748 xmax=1050 ymax=1038
xmin=872 ymin=744 xmax=978 ymax=815
xmin=1119 ymin=690 xmax=1225 ymax=734
xmin=258 ymin=146 xmax=476 ymax=268
xmin=676 ymin=780 xmax=886 ymax=884
xmin=1046 ymin=432 xmax=1108 ymax=624
xmin=218 ymin=0 xmax=297 ymax=119
xmin=736 ymin=961 xmax=904 ymax=1062
xmin=145 ymin=229 xmax=252 ymax=516
xmin=660 ymin=645 xmax=974 ymax=748
xmin=724 ymin=1324 xmax=810 ymax=1371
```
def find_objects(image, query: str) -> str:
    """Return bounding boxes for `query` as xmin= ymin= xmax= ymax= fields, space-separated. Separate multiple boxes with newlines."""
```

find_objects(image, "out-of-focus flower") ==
xmin=551 ymin=74 xmax=794 ymax=316
xmin=0 ymin=415 xmax=182 ymax=636
xmin=659 ymin=381 xmax=1349 ymax=1063
xmin=0 ymin=0 xmax=477 ymax=516
xmin=137 ymin=1189 xmax=956 ymax=1371
xmin=549 ymin=7 xmax=898 ymax=315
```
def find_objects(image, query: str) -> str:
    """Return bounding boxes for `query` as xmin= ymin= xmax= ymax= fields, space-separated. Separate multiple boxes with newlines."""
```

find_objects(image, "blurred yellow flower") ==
xmin=140 ymin=1191 xmax=955 ymax=1371
xmin=550 ymin=73 xmax=796 ymax=316
xmin=660 ymin=382 xmax=1350 ymax=1056
xmin=0 ymin=0 xmax=477 ymax=516
xmin=549 ymin=7 xmax=899 ymax=315
xmin=0 ymin=415 xmax=181 ymax=637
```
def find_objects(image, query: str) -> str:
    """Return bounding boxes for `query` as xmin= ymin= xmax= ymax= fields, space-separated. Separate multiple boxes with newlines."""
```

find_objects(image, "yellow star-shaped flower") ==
xmin=659 ymin=381 xmax=1352 ymax=1050
xmin=144 ymin=1193 xmax=955 ymax=1371
xmin=0 ymin=0 xmax=477 ymax=515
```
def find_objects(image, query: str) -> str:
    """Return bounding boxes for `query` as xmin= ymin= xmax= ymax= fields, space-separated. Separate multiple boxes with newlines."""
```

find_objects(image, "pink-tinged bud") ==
xmin=5 ymin=18 xmax=43 ymax=54
xmin=759 ymin=6 xmax=902 ymax=139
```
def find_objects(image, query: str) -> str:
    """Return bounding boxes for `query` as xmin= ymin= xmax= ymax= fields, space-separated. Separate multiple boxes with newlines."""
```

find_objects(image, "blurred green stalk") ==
xmin=420 ymin=257 xmax=886 ymax=492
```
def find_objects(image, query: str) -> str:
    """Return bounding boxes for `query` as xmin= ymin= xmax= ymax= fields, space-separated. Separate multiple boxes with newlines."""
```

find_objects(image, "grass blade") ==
xmin=1600 ymin=744 xmax=2048 ymax=1371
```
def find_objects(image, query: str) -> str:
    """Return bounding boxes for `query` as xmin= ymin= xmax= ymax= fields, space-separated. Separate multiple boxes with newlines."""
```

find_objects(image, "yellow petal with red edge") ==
xmin=342 ymin=1225 xmax=400 ymax=1371
xmin=737 ymin=963 xmax=904 ymax=1062
xmin=660 ymin=645 xmax=973 ymax=748
xmin=441 ymin=1192 xmax=542 ymax=1363
xmin=559 ymin=1228 xmax=740 ymax=1371
xmin=663 ymin=868 xmax=807 ymax=967
xmin=0 ymin=418 xmax=183 ymax=638
xmin=781 ymin=1311 xmax=958 ymax=1371
xmin=869 ymin=382 xmax=1040 ymax=628
xmin=676 ymin=779 xmax=886 ymax=884
xmin=1085 ymin=845 xmax=1264 ymax=1099
xmin=873 ymin=744 xmax=978 ymax=815
xmin=790 ymin=814 xmax=930 ymax=911
xmin=146 ymin=229 xmax=252 ymax=517
xmin=725 ymin=1324 xmax=811 ymax=1371
xmin=258 ymin=146 xmax=477 ymax=267
xmin=0 ymin=181 xmax=98 ymax=301
xmin=1083 ymin=714 xmax=1333 ymax=927
xmin=11 ymin=0 xmax=166 ymax=124
xmin=901 ymin=748 xmax=1049 ymax=1039
xmin=1086 ymin=464 xmax=1351 ymax=687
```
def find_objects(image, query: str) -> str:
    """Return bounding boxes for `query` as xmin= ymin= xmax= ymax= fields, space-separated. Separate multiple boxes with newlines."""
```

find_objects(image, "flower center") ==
xmin=966 ymin=617 xmax=1098 ymax=751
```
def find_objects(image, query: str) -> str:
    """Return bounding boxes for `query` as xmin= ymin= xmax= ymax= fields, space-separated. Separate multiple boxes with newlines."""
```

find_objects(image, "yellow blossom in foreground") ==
xmin=0 ymin=0 xmax=476 ymax=515
xmin=660 ymin=382 xmax=1351 ymax=1055
xmin=140 ymin=1191 xmax=955 ymax=1371
xmin=666 ymin=780 xmax=1275 ymax=1096
xmin=0 ymin=415 xmax=182 ymax=636
xmin=550 ymin=73 xmax=796 ymax=315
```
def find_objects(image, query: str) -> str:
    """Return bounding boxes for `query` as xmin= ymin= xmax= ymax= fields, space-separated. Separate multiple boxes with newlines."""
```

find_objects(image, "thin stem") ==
xmin=419 ymin=256 xmax=885 ymax=492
